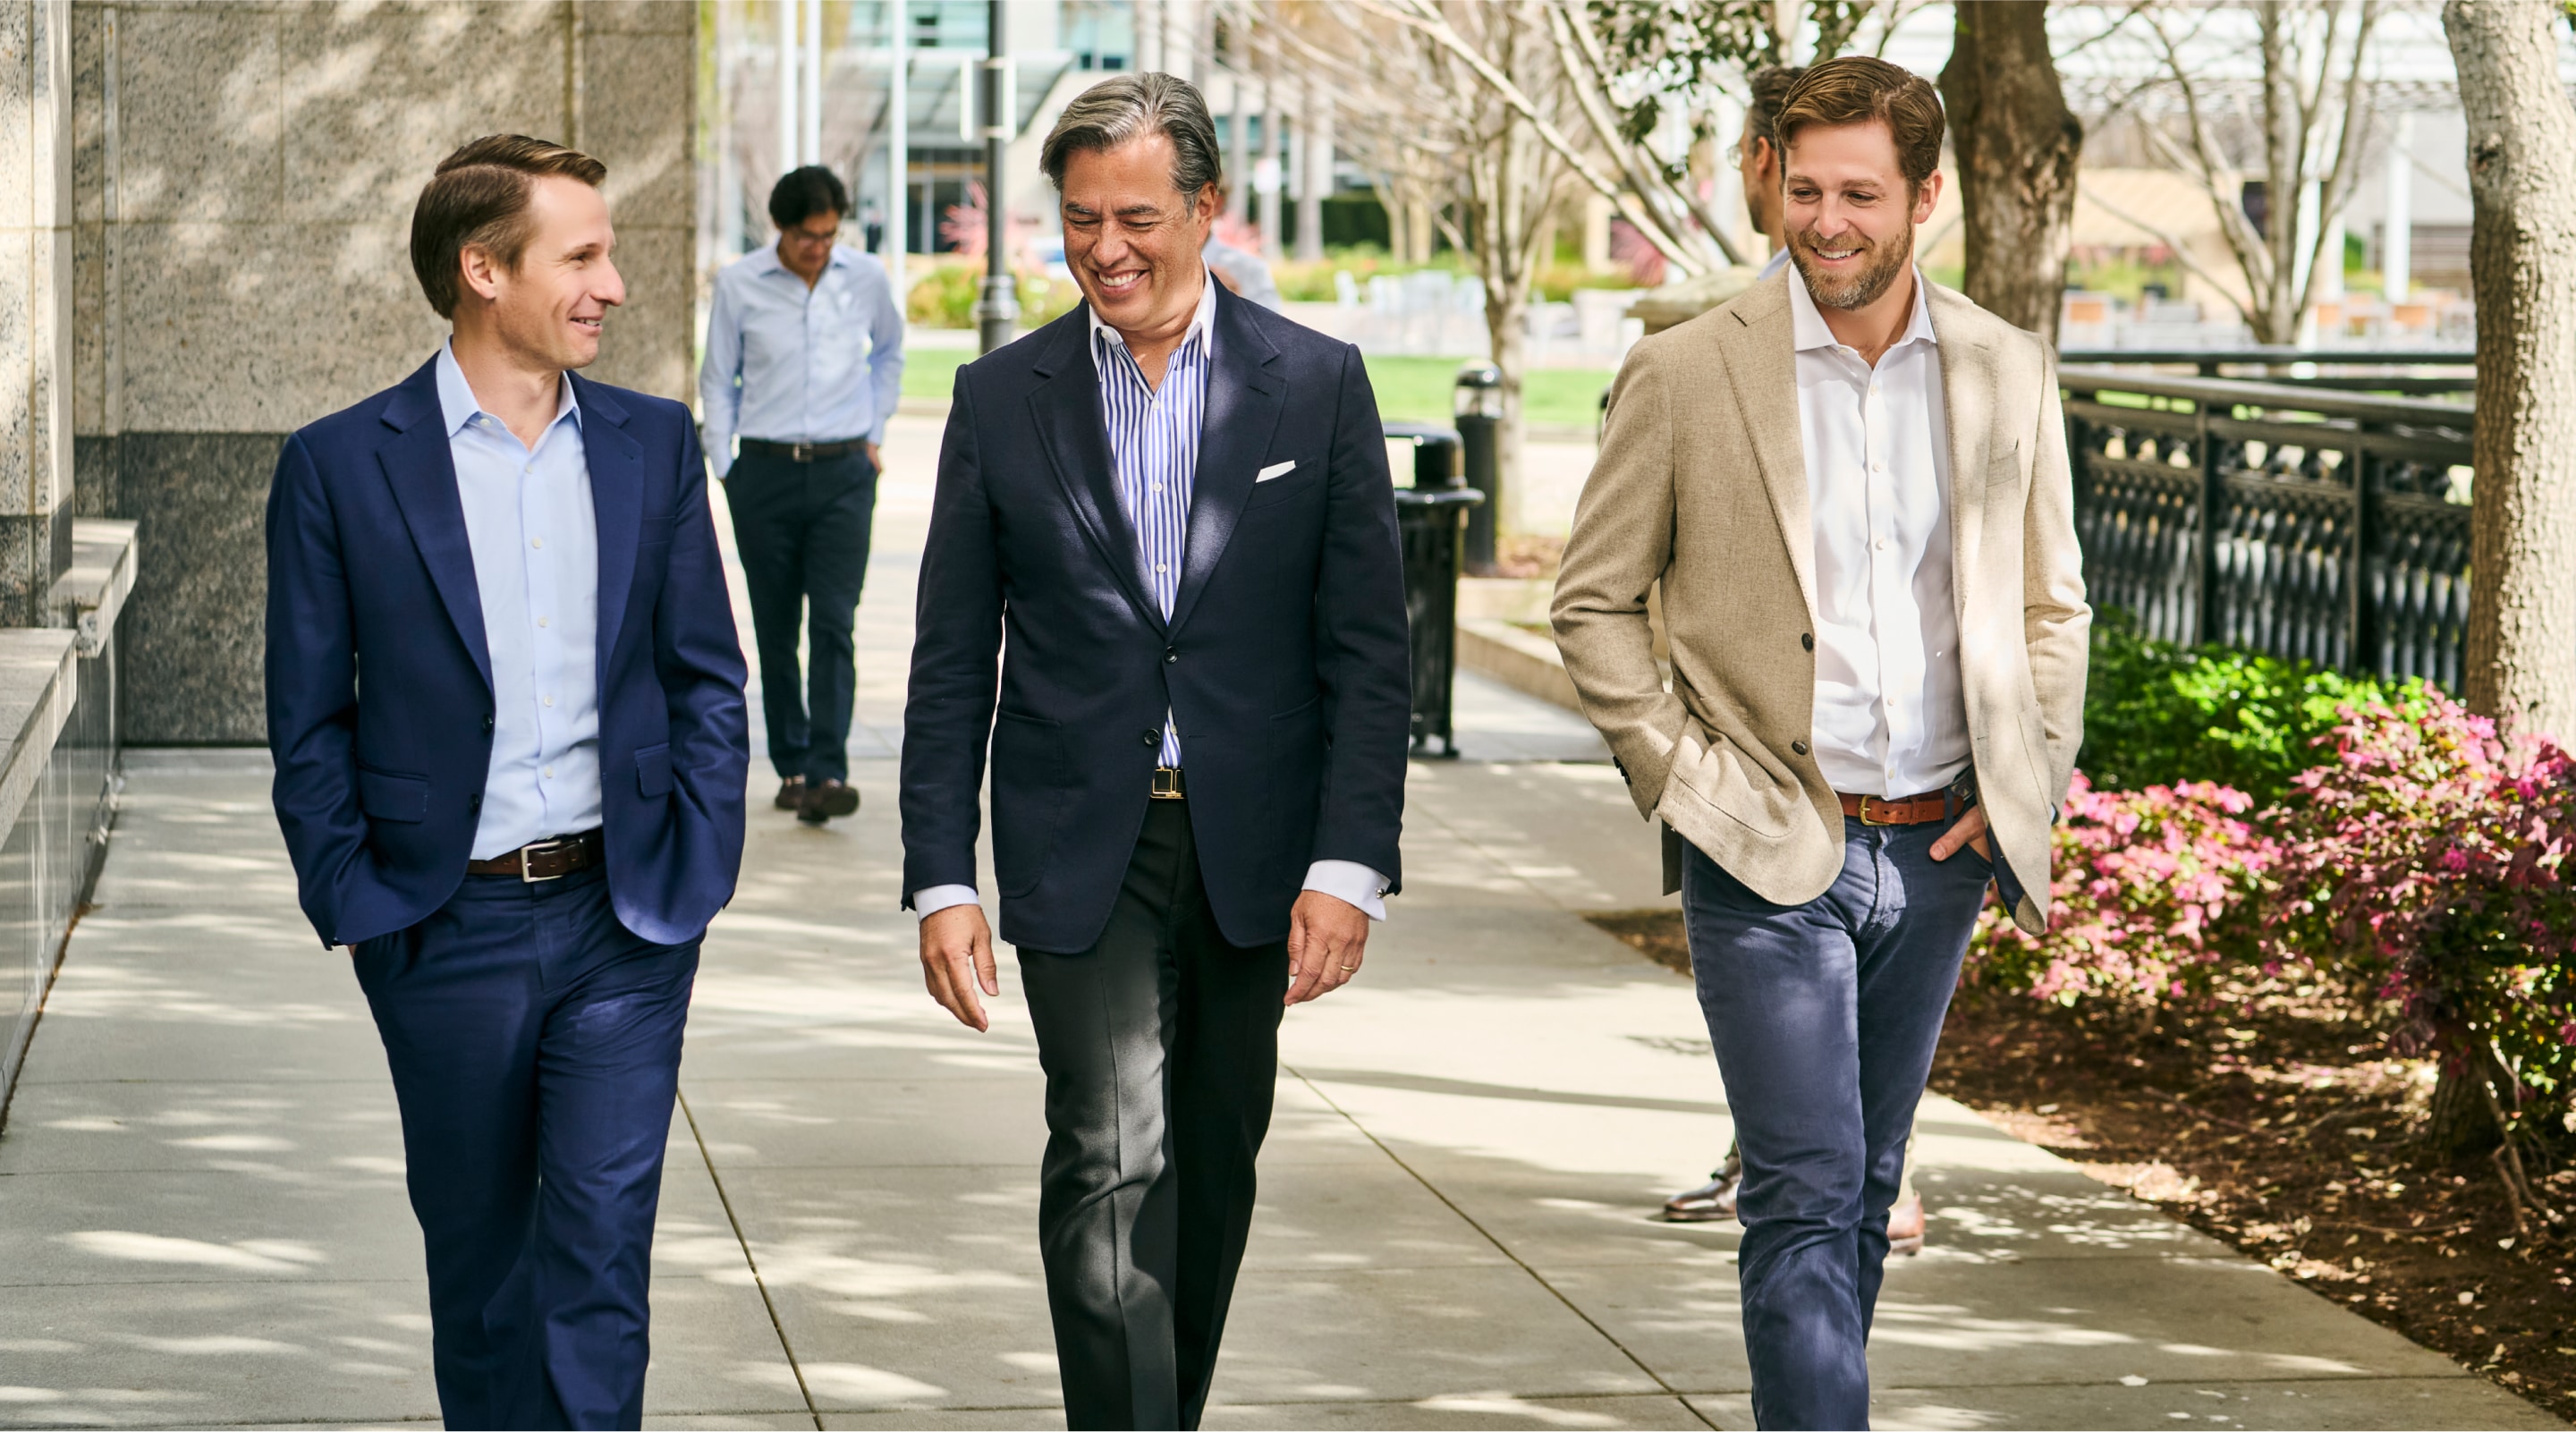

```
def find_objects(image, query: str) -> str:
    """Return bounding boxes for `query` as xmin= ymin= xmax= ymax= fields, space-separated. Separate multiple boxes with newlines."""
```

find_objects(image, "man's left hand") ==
xmin=1284 ymin=891 xmax=1369 ymax=1005
xmin=864 ymin=441 xmax=882 ymax=471
xmin=1930 ymin=802 xmax=1993 ymax=863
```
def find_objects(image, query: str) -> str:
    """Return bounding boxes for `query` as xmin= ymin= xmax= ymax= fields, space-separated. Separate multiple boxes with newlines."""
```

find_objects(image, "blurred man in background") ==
xmin=700 ymin=165 xmax=906 ymax=826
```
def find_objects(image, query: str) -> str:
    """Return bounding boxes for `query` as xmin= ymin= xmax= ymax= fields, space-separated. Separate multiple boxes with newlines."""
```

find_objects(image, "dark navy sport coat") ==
xmin=265 ymin=357 xmax=750 ymax=948
xmin=900 ymin=283 xmax=1411 ymax=953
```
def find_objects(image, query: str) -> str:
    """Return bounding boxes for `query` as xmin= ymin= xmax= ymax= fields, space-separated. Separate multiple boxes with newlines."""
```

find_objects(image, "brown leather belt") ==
xmin=1149 ymin=767 xmax=1186 ymax=801
xmin=740 ymin=436 xmax=869 ymax=463
xmin=1837 ymin=791 xmax=1953 ymax=826
xmin=465 ymin=829 xmax=605 ymax=881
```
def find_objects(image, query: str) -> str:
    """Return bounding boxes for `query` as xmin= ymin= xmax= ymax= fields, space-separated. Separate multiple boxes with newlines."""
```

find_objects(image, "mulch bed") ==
xmin=1583 ymin=909 xmax=2576 ymax=1421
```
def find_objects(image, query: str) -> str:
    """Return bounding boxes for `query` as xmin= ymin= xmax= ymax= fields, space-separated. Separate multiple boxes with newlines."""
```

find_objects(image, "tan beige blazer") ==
xmin=1550 ymin=271 xmax=2089 ymax=935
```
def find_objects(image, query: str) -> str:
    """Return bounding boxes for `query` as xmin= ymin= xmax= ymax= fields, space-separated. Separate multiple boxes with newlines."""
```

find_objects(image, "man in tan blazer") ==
xmin=1552 ymin=57 xmax=2088 ymax=1429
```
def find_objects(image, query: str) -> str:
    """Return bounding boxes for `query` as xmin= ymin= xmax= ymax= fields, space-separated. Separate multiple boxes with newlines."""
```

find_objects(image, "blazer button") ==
xmin=1165 ymin=647 xmax=1179 ymax=665
xmin=1792 ymin=740 xmax=1810 ymax=757
xmin=469 ymin=793 xmax=484 ymax=812
xmin=482 ymin=714 xmax=496 ymax=733
xmin=1801 ymin=632 xmax=1815 ymax=652
xmin=1140 ymin=729 xmax=1160 ymax=749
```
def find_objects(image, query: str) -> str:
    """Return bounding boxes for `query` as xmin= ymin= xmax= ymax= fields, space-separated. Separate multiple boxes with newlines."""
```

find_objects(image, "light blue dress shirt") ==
xmin=436 ymin=343 xmax=604 ymax=860
xmin=699 ymin=240 xmax=907 ymax=479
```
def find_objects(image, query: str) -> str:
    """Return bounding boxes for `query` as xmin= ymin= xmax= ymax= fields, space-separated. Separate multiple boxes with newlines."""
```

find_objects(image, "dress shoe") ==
xmin=773 ymin=776 xmax=805 ymax=811
xmin=1663 ymin=1150 xmax=1744 ymax=1223
xmin=797 ymin=777 xmax=860 ymax=826
xmin=1888 ymin=1192 xmax=1927 ymax=1256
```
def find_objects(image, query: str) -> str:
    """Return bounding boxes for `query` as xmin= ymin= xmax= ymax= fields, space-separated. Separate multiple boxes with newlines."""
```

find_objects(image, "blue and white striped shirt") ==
xmin=1089 ymin=273 xmax=1217 ymax=767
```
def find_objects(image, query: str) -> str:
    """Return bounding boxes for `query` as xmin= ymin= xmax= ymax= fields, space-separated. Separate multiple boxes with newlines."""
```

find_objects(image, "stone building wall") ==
xmin=0 ymin=1 xmax=76 ymax=631
xmin=69 ymin=0 xmax=697 ymax=742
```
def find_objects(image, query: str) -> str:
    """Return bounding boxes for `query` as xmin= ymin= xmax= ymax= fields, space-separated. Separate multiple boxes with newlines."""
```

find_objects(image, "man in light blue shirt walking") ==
xmin=700 ymin=165 xmax=905 ymax=824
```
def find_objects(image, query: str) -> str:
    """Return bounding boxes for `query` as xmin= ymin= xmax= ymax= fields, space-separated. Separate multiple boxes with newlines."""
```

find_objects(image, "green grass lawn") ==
xmin=900 ymin=342 xmax=1610 ymax=434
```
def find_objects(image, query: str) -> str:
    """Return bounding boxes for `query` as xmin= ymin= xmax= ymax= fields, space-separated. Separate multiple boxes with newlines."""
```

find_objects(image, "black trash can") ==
xmin=1454 ymin=363 xmax=1503 ymax=574
xmin=1384 ymin=421 xmax=1485 ymax=759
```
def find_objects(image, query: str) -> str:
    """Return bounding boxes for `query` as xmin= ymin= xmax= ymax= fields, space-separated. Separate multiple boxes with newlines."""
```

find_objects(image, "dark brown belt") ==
xmin=1837 ymin=791 xmax=1953 ymax=826
xmin=466 ymin=828 xmax=605 ymax=881
xmin=740 ymin=436 xmax=869 ymax=462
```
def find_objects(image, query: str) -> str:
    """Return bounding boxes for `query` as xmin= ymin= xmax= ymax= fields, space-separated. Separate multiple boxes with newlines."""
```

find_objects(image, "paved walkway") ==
xmin=0 ymin=414 xmax=2556 ymax=1431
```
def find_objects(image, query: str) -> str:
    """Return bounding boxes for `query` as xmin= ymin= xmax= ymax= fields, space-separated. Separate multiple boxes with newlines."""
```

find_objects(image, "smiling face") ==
xmin=463 ymin=174 xmax=624 ymax=371
xmin=1058 ymin=131 xmax=1216 ymax=343
xmin=1782 ymin=118 xmax=1939 ymax=310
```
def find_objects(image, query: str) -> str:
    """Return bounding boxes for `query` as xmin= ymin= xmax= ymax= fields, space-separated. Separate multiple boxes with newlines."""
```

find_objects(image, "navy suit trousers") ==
xmin=353 ymin=865 xmax=699 ymax=1430
xmin=1683 ymin=819 xmax=1989 ymax=1431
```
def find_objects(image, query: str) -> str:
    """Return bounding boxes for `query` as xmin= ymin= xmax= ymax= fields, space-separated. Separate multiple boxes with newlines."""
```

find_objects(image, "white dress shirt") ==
xmin=1788 ymin=264 xmax=1970 ymax=800
xmin=436 ymin=343 xmax=604 ymax=858
xmin=911 ymin=269 xmax=1390 ymax=924
xmin=699 ymin=240 xmax=906 ymax=479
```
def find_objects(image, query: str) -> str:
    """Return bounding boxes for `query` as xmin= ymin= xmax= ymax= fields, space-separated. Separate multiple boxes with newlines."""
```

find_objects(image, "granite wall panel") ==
xmin=111 ymin=431 xmax=275 ymax=744
xmin=113 ymin=6 xmax=282 ymax=224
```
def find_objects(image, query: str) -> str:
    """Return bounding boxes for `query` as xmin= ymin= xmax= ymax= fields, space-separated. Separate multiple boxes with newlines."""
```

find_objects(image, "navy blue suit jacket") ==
xmin=265 ymin=358 xmax=750 ymax=948
xmin=900 ymin=284 xmax=1411 ymax=953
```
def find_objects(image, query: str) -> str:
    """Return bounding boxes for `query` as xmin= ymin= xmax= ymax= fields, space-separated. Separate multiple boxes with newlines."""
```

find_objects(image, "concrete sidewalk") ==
xmin=0 ymin=412 xmax=2555 ymax=1431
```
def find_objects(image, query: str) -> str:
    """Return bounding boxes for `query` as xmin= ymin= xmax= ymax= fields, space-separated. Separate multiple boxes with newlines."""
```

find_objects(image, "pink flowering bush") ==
xmin=2264 ymin=693 xmax=2576 ymax=1131
xmin=1967 ymin=772 xmax=2281 ymax=1007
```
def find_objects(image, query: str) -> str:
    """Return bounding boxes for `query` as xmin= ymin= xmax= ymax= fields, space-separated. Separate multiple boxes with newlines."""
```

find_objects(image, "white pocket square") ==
xmin=1255 ymin=460 xmax=1297 ymax=482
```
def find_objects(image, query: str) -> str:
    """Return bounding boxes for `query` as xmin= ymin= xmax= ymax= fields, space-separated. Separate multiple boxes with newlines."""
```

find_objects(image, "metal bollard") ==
xmin=1383 ymin=421 xmax=1485 ymax=758
xmin=1453 ymin=363 xmax=1503 ymax=574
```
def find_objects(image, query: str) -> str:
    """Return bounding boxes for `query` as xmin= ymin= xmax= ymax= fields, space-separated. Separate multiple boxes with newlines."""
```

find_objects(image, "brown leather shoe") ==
xmin=773 ymin=776 xmax=805 ymax=811
xmin=797 ymin=778 xmax=860 ymax=826
xmin=1663 ymin=1150 xmax=1743 ymax=1223
xmin=1888 ymin=1192 xmax=1927 ymax=1256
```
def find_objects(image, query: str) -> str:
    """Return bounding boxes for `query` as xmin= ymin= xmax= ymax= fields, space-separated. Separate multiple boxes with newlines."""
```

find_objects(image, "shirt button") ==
xmin=543 ymin=767 xmax=554 ymax=779
xmin=1155 ymin=563 xmax=1168 ymax=574
xmin=531 ymin=537 xmax=544 ymax=550
xmin=543 ymin=696 xmax=555 ymax=708
xmin=537 ymin=616 xmax=549 ymax=629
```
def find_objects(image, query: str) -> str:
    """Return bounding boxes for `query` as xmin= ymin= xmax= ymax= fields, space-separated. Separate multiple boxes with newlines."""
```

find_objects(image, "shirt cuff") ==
xmin=911 ymin=885 xmax=979 ymax=921
xmin=1302 ymin=860 xmax=1390 ymax=921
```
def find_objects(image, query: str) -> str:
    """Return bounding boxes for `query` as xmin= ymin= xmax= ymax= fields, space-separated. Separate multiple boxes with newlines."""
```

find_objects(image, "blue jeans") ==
xmin=1683 ymin=818 xmax=1990 ymax=1430
xmin=353 ymin=865 xmax=699 ymax=1430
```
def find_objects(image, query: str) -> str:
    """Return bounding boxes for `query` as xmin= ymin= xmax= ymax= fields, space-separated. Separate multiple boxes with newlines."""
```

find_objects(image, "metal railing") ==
xmin=2060 ymin=366 xmax=2475 ymax=690
xmin=2058 ymin=348 xmax=2478 ymax=396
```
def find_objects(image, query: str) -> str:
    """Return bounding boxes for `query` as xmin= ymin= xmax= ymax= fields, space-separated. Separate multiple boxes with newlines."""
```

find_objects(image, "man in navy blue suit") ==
xmin=265 ymin=134 xmax=748 ymax=1430
xmin=900 ymin=75 xmax=1411 ymax=1430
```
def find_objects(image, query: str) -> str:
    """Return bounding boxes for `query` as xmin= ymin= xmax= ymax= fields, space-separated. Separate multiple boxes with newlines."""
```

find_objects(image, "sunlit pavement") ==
xmin=0 ymin=412 xmax=2555 ymax=1432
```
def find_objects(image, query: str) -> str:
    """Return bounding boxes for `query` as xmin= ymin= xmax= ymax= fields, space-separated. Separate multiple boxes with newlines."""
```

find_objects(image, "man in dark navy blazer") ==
xmin=265 ymin=135 xmax=747 ymax=1430
xmin=900 ymin=75 xmax=1410 ymax=1430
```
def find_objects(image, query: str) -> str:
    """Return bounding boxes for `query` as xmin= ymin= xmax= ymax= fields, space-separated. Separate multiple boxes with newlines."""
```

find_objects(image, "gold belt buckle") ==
xmin=519 ymin=836 xmax=569 ymax=883
xmin=1149 ymin=767 xmax=1185 ymax=801
xmin=1857 ymin=796 xmax=1897 ymax=826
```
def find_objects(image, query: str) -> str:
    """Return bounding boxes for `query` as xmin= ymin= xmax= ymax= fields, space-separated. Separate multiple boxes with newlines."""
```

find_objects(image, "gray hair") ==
xmin=1040 ymin=72 xmax=1223 ymax=199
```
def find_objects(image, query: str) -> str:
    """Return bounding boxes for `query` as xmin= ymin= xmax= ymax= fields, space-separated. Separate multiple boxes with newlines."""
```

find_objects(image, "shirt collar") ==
xmin=1787 ymin=260 xmax=1938 ymax=356
xmin=753 ymin=239 xmax=849 ymax=278
xmin=435 ymin=339 xmax=581 ymax=439
xmin=1089 ymin=265 xmax=1219 ymax=355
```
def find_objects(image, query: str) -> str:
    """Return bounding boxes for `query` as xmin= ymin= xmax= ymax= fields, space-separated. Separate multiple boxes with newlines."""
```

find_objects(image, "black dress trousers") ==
xmin=1015 ymin=799 xmax=1292 ymax=1431
xmin=722 ymin=446 xmax=877 ymax=784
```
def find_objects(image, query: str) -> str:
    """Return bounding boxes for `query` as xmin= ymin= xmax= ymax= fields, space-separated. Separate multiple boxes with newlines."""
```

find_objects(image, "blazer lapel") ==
xmin=1168 ymin=284 xmax=1284 ymax=638
xmin=377 ymin=361 xmax=493 ymax=695
xmin=1722 ymin=275 xmax=1819 ymax=623
xmin=577 ymin=374 xmax=645 ymax=671
xmin=1028 ymin=313 xmax=1164 ymax=631
xmin=1927 ymin=285 xmax=1994 ymax=619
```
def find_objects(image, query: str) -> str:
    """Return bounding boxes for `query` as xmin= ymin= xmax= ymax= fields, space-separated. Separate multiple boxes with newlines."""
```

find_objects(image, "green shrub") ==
xmin=905 ymin=259 xmax=1080 ymax=330
xmin=2078 ymin=614 xmax=2432 ymax=808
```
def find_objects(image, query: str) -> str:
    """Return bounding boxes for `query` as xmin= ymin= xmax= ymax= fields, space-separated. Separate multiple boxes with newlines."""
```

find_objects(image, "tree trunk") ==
xmin=1938 ymin=0 xmax=2081 ymax=344
xmin=2447 ymin=0 xmax=2576 ymax=742
xmin=1487 ymin=284 xmax=1527 ymax=539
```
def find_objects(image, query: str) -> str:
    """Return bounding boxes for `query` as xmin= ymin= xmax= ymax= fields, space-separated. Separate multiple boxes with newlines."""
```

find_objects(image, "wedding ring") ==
xmin=1340 ymin=963 xmax=1360 ymax=972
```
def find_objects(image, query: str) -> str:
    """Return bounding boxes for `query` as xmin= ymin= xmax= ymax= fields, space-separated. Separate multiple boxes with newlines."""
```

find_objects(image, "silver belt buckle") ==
xmin=790 ymin=441 xmax=813 ymax=462
xmin=519 ymin=835 xmax=569 ymax=883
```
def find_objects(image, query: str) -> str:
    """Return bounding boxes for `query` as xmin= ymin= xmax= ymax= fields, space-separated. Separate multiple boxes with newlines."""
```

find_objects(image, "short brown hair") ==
xmin=1743 ymin=65 xmax=1806 ymax=155
xmin=1775 ymin=56 xmax=1944 ymax=193
xmin=410 ymin=134 xmax=607 ymax=318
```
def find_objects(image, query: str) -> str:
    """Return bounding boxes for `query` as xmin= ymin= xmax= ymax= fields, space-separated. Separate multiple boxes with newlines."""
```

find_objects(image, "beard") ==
xmin=1789 ymin=222 xmax=1914 ymax=310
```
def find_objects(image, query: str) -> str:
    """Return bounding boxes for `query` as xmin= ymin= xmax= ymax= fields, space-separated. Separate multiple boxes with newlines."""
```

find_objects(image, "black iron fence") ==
xmin=2059 ymin=349 xmax=2477 ymax=397
xmin=2060 ymin=367 xmax=2475 ymax=690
